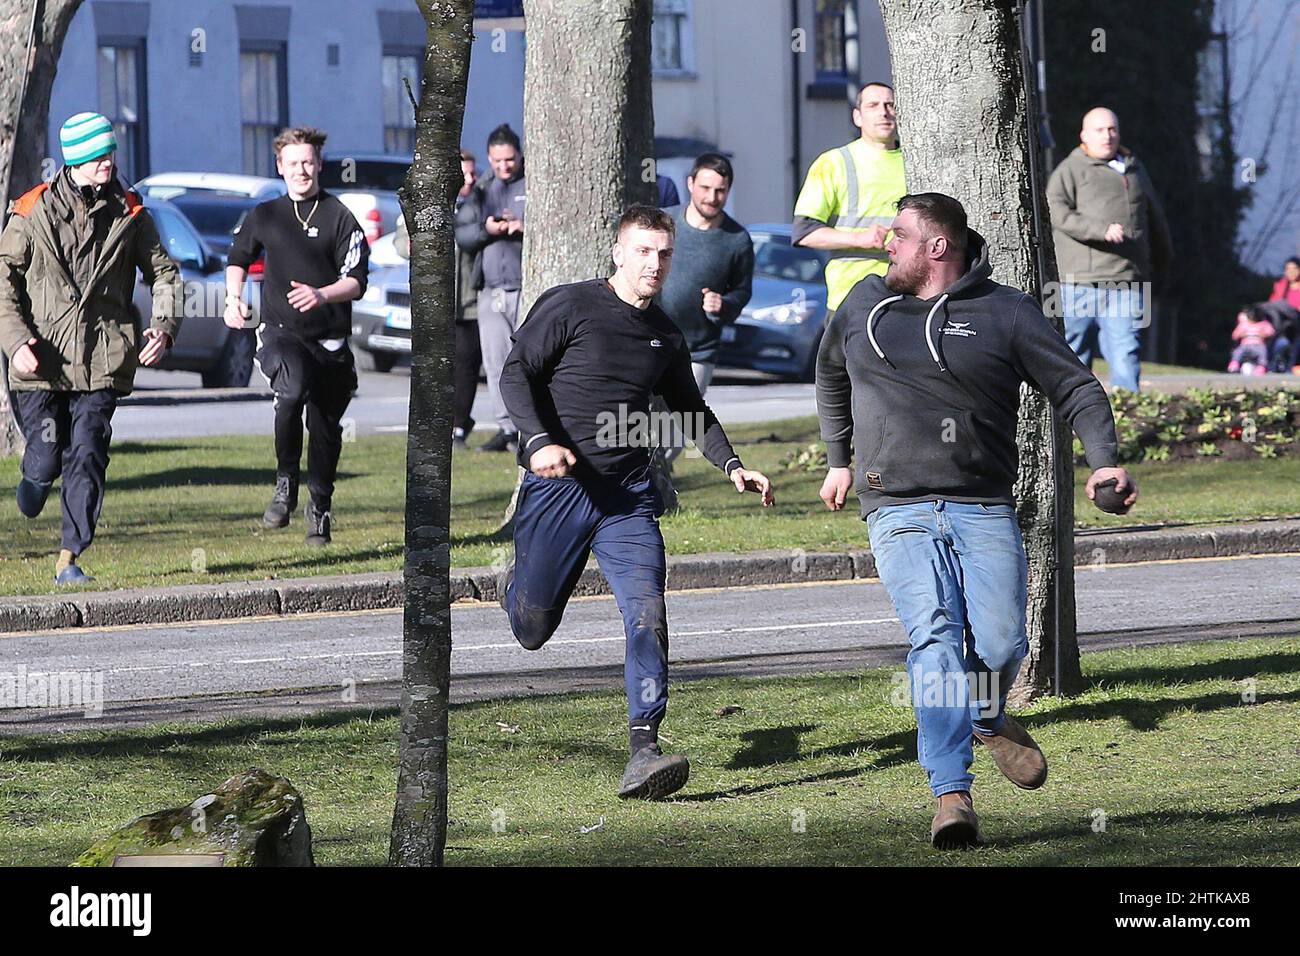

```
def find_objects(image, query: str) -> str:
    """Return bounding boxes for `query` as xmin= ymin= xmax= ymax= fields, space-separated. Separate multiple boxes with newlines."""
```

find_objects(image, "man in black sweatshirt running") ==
xmin=817 ymin=192 xmax=1138 ymax=848
xmin=225 ymin=126 xmax=368 ymax=546
xmin=499 ymin=204 xmax=774 ymax=801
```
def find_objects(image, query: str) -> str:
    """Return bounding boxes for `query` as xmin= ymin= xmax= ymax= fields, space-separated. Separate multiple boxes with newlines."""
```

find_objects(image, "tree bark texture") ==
xmin=878 ymin=0 xmax=1081 ymax=701
xmin=388 ymin=0 xmax=474 ymax=868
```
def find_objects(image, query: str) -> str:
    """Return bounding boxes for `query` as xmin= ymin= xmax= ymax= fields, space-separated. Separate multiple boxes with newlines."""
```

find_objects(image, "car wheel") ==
xmin=201 ymin=329 xmax=255 ymax=388
xmin=355 ymin=347 xmax=398 ymax=373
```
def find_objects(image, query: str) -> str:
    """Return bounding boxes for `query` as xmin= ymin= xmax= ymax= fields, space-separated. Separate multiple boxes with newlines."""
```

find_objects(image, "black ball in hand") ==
xmin=1092 ymin=478 xmax=1130 ymax=515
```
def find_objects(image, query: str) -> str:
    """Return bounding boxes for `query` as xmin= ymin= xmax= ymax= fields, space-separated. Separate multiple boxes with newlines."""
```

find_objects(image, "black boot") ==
xmin=477 ymin=429 xmax=519 ymax=453
xmin=619 ymin=719 xmax=689 ymax=800
xmin=263 ymin=473 xmax=298 ymax=529
xmin=304 ymin=495 xmax=332 ymax=547
xmin=619 ymin=744 xmax=690 ymax=800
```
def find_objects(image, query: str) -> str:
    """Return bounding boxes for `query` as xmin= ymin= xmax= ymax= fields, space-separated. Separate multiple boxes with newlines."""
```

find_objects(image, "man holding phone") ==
xmin=224 ymin=126 xmax=368 ymax=546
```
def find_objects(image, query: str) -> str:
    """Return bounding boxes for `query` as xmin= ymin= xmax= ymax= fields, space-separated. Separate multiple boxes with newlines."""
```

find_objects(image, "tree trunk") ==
xmin=388 ymin=0 xmax=474 ymax=868
xmin=0 ymin=0 xmax=83 ymax=458
xmin=519 ymin=0 xmax=655 ymax=316
xmin=877 ymin=0 xmax=1081 ymax=702
xmin=492 ymin=0 xmax=666 ymax=534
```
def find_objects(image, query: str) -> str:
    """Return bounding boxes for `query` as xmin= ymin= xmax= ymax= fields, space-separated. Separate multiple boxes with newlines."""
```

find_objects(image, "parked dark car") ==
xmin=134 ymin=198 xmax=258 ymax=388
xmin=165 ymin=192 xmax=262 ymax=262
xmin=716 ymin=223 xmax=832 ymax=381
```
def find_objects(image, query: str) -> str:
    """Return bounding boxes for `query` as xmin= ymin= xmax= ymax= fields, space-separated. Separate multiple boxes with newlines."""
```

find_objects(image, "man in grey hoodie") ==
xmin=1046 ymin=107 xmax=1172 ymax=393
xmin=817 ymin=192 xmax=1139 ymax=849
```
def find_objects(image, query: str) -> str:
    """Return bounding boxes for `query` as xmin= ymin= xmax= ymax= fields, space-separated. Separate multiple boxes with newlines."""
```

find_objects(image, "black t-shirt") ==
xmin=227 ymin=190 xmax=369 ymax=340
xmin=499 ymin=278 xmax=743 ymax=481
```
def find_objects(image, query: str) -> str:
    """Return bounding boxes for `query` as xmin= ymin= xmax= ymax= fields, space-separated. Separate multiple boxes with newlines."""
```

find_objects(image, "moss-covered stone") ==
xmin=74 ymin=768 xmax=314 ymax=867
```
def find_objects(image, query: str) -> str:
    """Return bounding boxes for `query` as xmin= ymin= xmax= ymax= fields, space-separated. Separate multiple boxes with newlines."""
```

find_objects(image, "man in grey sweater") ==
xmin=655 ymin=153 xmax=753 ymax=463
xmin=1046 ymin=107 xmax=1172 ymax=393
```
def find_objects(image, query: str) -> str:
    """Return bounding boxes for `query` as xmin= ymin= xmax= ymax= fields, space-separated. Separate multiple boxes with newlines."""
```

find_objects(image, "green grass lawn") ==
xmin=1095 ymin=359 xmax=1225 ymax=379
xmin=1 ymin=636 xmax=1296 ymax=866
xmin=0 ymin=417 xmax=1297 ymax=595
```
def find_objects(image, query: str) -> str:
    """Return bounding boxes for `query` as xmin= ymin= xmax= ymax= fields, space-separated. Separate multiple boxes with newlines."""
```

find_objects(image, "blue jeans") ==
xmin=506 ymin=466 xmax=669 ymax=725
xmin=867 ymin=500 xmax=1029 ymax=797
xmin=1061 ymin=282 xmax=1145 ymax=393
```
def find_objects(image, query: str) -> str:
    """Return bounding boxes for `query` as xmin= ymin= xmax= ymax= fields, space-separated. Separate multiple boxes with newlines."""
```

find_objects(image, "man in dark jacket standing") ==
xmin=817 ymin=193 xmax=1138 ymax=848
xmin=0 ymin=111 xmax=181 ymax=584
xmin=402 ymin=148 xmax=482 ymax=449
xmin=1047 ymin=107 xmax=1172 ymax=393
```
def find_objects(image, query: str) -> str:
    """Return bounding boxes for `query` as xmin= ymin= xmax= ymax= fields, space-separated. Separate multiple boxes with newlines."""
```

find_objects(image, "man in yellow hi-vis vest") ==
xmin=793 ymin=82 xmax=907 ymax=315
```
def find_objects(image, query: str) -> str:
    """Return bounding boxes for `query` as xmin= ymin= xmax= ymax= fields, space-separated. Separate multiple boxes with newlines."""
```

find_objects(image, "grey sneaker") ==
xmin=618 ymin=744 xmax=690 ymax=800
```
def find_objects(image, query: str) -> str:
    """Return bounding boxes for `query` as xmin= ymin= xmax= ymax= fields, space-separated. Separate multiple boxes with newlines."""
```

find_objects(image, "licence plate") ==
xmin=385 ymin=308 xmax=411 ymax=331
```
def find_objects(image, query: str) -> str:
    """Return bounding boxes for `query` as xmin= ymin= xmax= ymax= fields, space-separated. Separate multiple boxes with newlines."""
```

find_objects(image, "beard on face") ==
xmin=884 ymin=255 xmax=927 ymax=295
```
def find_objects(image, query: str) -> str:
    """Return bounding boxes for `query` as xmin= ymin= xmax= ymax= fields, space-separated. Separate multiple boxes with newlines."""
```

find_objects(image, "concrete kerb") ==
xmin=1 ymin=518 xmax=1297 ymax=634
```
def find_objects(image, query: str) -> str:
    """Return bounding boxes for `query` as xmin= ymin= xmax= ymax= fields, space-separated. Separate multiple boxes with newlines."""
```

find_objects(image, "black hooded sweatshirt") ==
xmin=816 ymin=228 xmax=1118 ymax=517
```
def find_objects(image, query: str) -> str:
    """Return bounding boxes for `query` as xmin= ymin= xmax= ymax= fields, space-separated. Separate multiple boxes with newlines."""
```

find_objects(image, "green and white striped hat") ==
xmin=59 ymin=112 xmax=117 ymax=166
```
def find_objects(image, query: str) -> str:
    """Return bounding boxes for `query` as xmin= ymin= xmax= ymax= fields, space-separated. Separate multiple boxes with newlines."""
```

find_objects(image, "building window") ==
xmin=240 ymin=45 xmax=287 ymax=177
xmin=97 ymin=41 xmax=148 ymax=180
xmin=1195 ymin=32 xmax=1228 ymax=183
xmin=814 ymin=0 xmax=859 ymax=82
xmin=652 ymin=0 xmax=693 ymax=75
xmin=327 ymin=43 xmax=340 ymax=68
xmin=382 ymin=52 xmax=420 ymax=155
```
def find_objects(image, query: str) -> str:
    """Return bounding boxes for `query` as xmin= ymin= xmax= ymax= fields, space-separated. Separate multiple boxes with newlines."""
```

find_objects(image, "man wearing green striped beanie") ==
xmin=0 ymin=111 xmax=182 ymax=585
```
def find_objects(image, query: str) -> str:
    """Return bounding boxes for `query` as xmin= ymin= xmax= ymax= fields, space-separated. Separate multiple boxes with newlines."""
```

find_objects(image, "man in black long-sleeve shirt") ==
xmin=816 ymin=193 xmax=1139 ymax=848
xmin=499 ymin=204 xmax=773 ymax=801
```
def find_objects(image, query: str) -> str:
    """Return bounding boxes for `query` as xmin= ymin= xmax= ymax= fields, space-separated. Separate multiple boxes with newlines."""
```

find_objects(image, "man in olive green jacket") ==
xmin=0 ymin=111 xmax=181 ymax=584
xmin=1046 ymin=107 xmax=1172 ymax=393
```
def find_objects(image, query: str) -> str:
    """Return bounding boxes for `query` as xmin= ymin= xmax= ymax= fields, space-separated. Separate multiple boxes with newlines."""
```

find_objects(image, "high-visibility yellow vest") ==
xmin=794 ymin=139 xmax=906 ymax=310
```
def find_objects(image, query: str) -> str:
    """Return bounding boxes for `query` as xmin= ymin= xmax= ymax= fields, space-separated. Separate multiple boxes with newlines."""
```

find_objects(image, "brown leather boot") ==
xmin=974 ymin=714 xmax=1048 ymax=789
xmin=931 ymin=791 xmax=983 ymax=849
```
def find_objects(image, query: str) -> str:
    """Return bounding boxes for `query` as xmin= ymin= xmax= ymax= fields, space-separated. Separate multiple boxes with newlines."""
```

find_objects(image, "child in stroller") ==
xmin=1228 ymin=305 xmax=1275 ymax=374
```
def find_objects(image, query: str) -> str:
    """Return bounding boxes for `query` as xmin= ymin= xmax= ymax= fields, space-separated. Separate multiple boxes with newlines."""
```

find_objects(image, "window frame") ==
xmin=381 ymin=47 xmax=422 ymax=156
xmin=239 ymin=40 xmax=289 ymax=178
xmin=651 ymin=0 xmax=695 ymax=78
xmin=96 ymin=35 xmax=150 ymax=180
xmin=807 ymin=0 xmax=861 ymax=100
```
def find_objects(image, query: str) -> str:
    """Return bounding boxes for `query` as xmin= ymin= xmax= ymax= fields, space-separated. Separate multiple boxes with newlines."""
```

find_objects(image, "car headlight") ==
xmin=362 ymin=284 xmax=382 ymax=303
xmin=747 ymin=301 xmax=821 ymax=324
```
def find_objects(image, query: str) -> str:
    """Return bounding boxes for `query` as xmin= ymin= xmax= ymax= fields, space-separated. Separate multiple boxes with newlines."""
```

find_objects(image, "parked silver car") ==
xmin=134 ymin=198 xmax=258 ymax=388
xmin=351 ymin=259 xmax=410 ymax=373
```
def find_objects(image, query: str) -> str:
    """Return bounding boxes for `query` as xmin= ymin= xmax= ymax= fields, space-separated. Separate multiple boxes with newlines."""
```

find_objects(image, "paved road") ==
xmin=116 ymin=366 xmax=1300 ymax=441
xmin=115 ymin=366 xmax=818 ymax=440
xmin=2 ymin=553 xmax=1296 ymax=733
